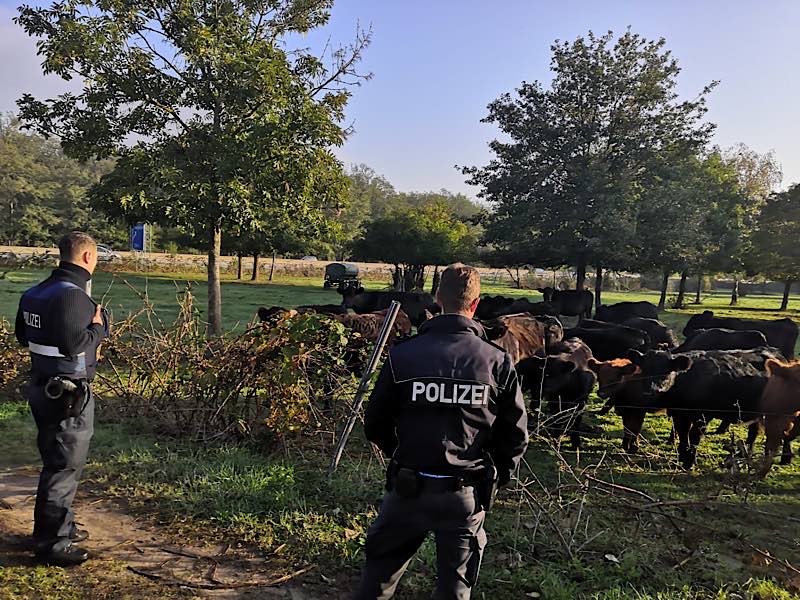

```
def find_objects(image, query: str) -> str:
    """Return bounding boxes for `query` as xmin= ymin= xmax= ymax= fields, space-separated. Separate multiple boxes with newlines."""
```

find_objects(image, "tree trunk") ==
xmin=693 ymin=273 xmax=702 ymax=304
xmin=251 ymin=253 xmax=259 ymax=281
xmin=268 ymin=250 xmax=276 ymax=281
xmin=236 ymin=254 xmax=243 ymax=280
xmin=658 ymin=269 xmax=670 ymax=310
xmin=730 ymin=276 xmax=739 ymax=306
xmin=594 ymin=265 xmax=603 ymax=316
xmin=576 ymin=255 xmax=587 ymax=290
xmin=207 ymin=223 xmax=223 ymax=336
xmin=404 ymin=265 xmax=425 ymax=291
xmin=675 ymin=270 xmax=688 ymax=309
xmin=431 ymin=265 xmax=441 ymax=296
xmin=393 ymin=265 xmax=404 ymax=291
xmin=781 ymin=280 xmax=793 ymax=311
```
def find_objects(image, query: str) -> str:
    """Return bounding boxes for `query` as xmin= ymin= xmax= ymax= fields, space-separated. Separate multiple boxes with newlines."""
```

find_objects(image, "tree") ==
xmin=748 ymin=185 xmax=800 ymax=310
xmin=0 ymin=116 xmax=123 ymax=246
xmin=463 ymin=30 xmax=715 ymax=310
xmin=16 ymin=0 xmax=368 ymax=334
xmin=352 ymin=203 xmax=477 ymax=291
xmin=709 ymin=144 xmax=782 ymax=305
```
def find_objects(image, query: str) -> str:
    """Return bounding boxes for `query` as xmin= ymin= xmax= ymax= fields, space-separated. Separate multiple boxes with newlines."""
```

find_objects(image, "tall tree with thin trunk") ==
xmin=16 ymin=0 xmax=367 ymax=334
xmin=463 ymin=30 xmax=715 ymax=287
xmin=747 ymin=184 xmax=800 ymax=311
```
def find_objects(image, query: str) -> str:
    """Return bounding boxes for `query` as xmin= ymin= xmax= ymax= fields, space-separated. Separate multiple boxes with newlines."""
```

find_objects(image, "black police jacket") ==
xmin=15 ymin=262 xmax=108 ymax=381
xmin=364 ymin=313 xmax=529 ymax=481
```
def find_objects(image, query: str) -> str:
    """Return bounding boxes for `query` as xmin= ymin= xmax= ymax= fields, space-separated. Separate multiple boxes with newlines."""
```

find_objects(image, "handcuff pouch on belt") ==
xmin=44 ymin=377 xmax=89 ymax=419
xmin=477 ymin=462 xmax=499 ymax=512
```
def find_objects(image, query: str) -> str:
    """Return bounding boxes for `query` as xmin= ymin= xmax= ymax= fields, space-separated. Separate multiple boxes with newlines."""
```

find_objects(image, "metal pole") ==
xmin=328 ymin=300 xmax=402 ymax=474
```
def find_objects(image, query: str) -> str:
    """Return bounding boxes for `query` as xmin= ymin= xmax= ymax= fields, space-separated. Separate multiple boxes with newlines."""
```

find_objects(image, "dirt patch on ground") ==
xmin=0 ymin=466 xmax=335 ymax=599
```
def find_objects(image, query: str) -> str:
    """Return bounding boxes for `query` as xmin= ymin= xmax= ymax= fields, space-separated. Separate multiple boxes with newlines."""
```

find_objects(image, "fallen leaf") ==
xmin=604 ymin=553 xmax=620 ymax=564
xmin=526 ymin=592 xmax=541 ymax=598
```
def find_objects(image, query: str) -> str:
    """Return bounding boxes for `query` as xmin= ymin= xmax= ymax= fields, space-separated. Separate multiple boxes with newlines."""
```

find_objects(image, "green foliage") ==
xmin=0 ymin=319 xmax=26 ymax=400
xmin=748 ymin=184 xmax=800 ymax=283
xmin=352 ymin=202 xmax=477 ymax=267
xmin=15 ymin=0 xmax=366 ymax=333
xmin=464 ymin=30 xmax=715 ymax=275
xmin=0 ymin=116 xmax=125 ymax=247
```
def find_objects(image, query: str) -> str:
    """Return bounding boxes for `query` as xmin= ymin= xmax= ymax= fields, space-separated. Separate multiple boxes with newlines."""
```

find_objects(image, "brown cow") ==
xmin=587 ymin=358 xmax=652 ymax=453
xmin=332 ymin=309 xmax=412 ymax=343
xmin=481 ymin=313 xmax=564 ymax=363
xmin=759 ymin=359 xmax=800 ymax=477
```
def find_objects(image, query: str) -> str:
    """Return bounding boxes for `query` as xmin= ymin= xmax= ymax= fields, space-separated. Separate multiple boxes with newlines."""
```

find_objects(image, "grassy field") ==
xmin=3 ymin=266 xmax=800 ymax=336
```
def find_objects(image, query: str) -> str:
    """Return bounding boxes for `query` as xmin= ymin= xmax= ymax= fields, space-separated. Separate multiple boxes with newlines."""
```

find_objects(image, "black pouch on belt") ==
xmin=394 ymin=467 xmax=421 ymax=498
xmin=477 ymin=464 xmax=499 ymax=512
xmin=44 ymin=377 xmax=88 ymax=419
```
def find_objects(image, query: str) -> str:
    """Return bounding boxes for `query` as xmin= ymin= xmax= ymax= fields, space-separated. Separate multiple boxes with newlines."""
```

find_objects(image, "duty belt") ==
xmin=28 ymin=342 xmax=85 ymax=359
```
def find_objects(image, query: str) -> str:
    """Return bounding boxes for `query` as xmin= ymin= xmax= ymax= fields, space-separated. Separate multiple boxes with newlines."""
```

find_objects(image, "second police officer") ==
xmin=355 ymin=263 xmax=529 ymax=599
xmin=15 ymin=232 xmax=110 ymax=566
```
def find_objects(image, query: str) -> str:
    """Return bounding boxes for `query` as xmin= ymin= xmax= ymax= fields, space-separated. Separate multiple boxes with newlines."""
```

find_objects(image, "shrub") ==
xmin=0 ymin=319 xmax=27 ymax=400
xmin=97 ymin=290 xmax=362 ymax=444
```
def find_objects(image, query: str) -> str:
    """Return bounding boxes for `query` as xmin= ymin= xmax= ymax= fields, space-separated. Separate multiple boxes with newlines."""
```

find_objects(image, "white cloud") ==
xmin=0 ymin=8 xmax=82 ymax=115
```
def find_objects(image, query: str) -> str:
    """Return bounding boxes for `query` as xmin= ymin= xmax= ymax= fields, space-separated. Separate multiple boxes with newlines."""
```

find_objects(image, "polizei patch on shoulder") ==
xmin=410 ymin=381 xmax=489 ymax=406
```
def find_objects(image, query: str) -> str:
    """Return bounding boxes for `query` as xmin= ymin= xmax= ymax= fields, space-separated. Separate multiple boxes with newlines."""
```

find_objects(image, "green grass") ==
xmin=3 ymin=398 xmax=800 ymax=599
xmin=4 ymin=267 xmax=800 ymax=337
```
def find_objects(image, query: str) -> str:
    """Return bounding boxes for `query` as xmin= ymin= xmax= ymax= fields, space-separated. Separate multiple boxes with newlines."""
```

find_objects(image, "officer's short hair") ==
xmin=58 ymin=232 xmax=96 ymax=262
xmin=437 ymin=263 xmax=481 ymax=313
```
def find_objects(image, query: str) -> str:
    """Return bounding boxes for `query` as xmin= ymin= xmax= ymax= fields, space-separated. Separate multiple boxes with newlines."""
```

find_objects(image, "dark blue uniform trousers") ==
xmin=354 ymin=485 xmax=487 ymax=600
xmin=28 ymin=383 xmax=94 ymax=553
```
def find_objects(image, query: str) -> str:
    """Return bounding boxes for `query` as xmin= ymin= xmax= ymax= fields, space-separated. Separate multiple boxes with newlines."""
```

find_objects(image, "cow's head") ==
xmin=537 ymin=287 xmax=555 ymax=302
xmin=534 ymin=315 xmax=564 ymax=349
xmin=337 ymin=285 xmax=365 ymax=307
xmin=588 ymin=358 xmax=639 ymax=399
xmin=684 ymin=310 xmax=715 ymax=335
xmin=517 ymin=355 xmax=577 ymax=396
xmin=626 ymin=349 xmax=692 ymax=396
xmin=481 ymin=318 xmax=508 ymax=341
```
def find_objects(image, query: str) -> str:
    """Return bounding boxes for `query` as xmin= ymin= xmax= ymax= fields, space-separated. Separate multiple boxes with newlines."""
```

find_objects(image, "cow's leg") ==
xmin=759 ymin=414 xmax=790 ymax=478
xmin=713 ymin=419 xmax=731 ymax=435
xmin=672 ymin=414 xmax=692 ymax=469
xmin=664 ymin=424 xmax=676 ymax=446
xmin=685 ymin=419 xmax=704 ymax=470
xmin=781 ymin=438 xmax=794 ymax=466
xmin=569 ymin=410 xmax=583 ymax=451
xmin=746 ymin=422 xmax=760 ymax=455
xmin=621 ymin=412 xmax=645 ymax=454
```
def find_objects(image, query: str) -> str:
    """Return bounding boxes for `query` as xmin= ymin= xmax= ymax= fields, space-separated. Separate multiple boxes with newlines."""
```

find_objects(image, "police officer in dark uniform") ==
xmin=15 ymin=232 xmax=110 ymax=566
xmin=355 ymin=263 xmax=528 ymax=599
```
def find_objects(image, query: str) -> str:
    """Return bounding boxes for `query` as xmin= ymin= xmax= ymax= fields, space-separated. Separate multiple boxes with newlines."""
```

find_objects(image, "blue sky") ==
xmin=2 ymin=0 xmax=798 ymax=197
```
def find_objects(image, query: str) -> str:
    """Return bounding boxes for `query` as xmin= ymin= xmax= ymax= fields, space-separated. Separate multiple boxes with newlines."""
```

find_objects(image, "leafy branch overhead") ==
xmin=16 ymin=0 xmax=370 ymax=333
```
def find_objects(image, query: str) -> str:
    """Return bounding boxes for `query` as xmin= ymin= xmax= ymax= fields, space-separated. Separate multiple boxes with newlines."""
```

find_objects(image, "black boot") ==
xmin=36 ymin=544 xmax=89 ymax=567
xmin=70 ymin=528 xmax=89 ymax=543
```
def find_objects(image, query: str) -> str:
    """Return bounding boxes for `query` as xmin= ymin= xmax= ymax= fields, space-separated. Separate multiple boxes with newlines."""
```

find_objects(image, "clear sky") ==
xmin=2 ymin=0 xmax=798 ymax=198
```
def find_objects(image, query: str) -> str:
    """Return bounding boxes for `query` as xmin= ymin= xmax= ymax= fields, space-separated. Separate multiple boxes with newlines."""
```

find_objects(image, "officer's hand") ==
xmin=92 ymin=305 xmax=103 ymax=326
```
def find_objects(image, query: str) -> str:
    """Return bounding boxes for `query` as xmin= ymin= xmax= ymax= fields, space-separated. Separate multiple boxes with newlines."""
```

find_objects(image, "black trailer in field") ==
xmin=324 ymin=262 xmax=360 ymax=291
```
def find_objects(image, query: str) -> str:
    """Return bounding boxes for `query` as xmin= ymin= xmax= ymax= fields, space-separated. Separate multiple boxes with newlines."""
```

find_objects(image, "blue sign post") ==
xmin=130 ymin=223 xmax=146 ymax=252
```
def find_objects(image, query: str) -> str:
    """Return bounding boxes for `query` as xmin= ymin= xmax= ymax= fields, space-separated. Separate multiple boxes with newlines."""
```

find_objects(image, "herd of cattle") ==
xmin=258 ymin=286 xmax=800 ymax=477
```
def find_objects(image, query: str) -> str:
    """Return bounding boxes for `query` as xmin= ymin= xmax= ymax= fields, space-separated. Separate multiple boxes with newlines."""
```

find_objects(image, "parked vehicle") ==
xmin=97 ymin=245 xmax=122 ymax=261
xmin=324 ymin=262 xmax=360 ymax=291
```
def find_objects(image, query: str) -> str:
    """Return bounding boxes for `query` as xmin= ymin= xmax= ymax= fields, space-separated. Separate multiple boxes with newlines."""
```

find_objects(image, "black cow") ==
xmin=595 ymin=301 xmax=659 ymax=323
xmin=537 ymin=287 xmax=593 ymax=320
xmin=476 ymin=296 xmax=556 ymax=320
xmin=683 ymin=311 xmax=798 ymax=359
xmin=296 ymin=304 xmax=350 ymax=315
xmin=624 ymin=347 xmax=783 ymax=469
xmin=516 ymin=338 xmax=596 ymax=449
xmin=338 ymin=287 xmax=436 ymax=327
xmin=565 ymin=324 xmax=650 ymax=360
xmin=474 ymin=295 xmax=516 ymax=320
xmin=675 ymin=328 xmax=768 ymax=353
xmin=622 ymin=317 xmax=677 ymax=349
